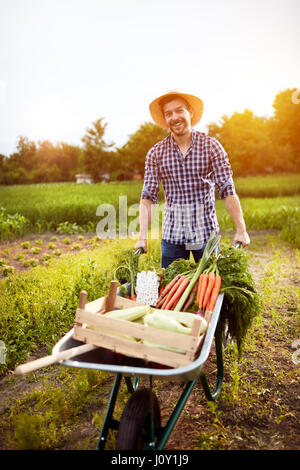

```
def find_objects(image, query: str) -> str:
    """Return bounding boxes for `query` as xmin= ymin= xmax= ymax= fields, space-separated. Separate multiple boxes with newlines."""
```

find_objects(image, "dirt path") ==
xmin=0 ymin=230 xmax=299 ymax=450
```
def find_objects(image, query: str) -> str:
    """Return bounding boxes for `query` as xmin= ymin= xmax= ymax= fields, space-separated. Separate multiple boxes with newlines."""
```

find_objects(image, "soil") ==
xmin=0 ymin=232 xmax=103 ymax=276
xmin=0 ymin=230 xmax=299 ymax=451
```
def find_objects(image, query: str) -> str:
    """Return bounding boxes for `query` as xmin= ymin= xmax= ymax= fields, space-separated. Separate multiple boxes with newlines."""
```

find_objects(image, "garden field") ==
xmin=0 ymin=174 xmax=299 ymax=240
xmin=0 ymin=174 xmax=299 ymax=451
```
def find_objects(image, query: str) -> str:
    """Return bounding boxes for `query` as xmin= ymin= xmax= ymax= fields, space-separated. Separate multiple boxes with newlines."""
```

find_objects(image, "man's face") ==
xmin=162 ymin=98 xmax=193 ymax=136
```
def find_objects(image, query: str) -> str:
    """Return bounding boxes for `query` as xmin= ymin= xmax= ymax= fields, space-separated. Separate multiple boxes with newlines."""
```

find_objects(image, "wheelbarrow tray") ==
xmin=52 ymin=293 xmax=224 ymax=383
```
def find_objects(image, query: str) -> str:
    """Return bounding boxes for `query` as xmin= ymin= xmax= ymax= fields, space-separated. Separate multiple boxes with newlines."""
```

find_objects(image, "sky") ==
xmin=0 ymin=0 xmax=299 ymax=156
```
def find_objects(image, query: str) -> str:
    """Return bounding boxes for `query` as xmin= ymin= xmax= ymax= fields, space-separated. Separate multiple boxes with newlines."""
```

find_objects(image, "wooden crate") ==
xmin=72 ymin=294 xmax=206 ymax=369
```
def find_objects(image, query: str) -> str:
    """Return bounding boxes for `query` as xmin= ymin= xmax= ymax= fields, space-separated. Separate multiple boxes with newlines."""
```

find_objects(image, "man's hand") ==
xmin=234 ymin=229 xmax=250 ymax=247
xmin=135 ymin=238 xmax=147 ymax=253
xmin=223 ymin=195 xmax=250 ymax=248
xmin=134 ymin=199 xmax=155 ymax=254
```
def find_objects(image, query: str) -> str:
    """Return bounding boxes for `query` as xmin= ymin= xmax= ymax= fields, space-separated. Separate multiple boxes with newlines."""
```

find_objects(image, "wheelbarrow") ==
xmin=50 ymin=247 xmax=229 ymax=451
xmin=15 ymin=245 xmax=240 ymax=450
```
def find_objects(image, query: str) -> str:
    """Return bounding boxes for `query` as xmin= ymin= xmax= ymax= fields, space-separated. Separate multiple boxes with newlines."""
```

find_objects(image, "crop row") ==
xmin=1 ymin=197 xmax=299 ymax=248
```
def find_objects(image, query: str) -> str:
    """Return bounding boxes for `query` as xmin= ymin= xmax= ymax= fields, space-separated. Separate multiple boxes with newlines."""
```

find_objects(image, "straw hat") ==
xmin=149 ymin=90 xmax=204 ymax=129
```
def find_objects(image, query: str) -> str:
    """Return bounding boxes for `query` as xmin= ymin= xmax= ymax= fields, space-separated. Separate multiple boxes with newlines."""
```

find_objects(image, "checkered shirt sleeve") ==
xmin=141 ymin=146 xmax=160 ymax=204
xmin=210 ymin=137 xmax=236 ymax=199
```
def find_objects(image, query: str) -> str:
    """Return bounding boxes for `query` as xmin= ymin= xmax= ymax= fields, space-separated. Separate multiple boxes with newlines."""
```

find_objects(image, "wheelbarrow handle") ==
xmin=234 ymin=241 xmax=243 ymax=249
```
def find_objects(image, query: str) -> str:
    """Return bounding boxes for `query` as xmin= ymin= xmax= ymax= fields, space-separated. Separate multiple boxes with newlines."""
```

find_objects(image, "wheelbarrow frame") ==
xmin=95 ymin=311 xmax=224 ymax=451
xmin=52 ymin=292 xmax=225 ymax=450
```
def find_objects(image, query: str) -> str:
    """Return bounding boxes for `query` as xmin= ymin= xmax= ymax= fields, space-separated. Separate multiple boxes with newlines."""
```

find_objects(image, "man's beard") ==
xmin=169 ymin=119 xmax=188 ymax=136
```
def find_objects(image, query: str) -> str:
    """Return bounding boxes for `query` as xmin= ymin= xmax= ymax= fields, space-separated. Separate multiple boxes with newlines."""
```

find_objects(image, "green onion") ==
xmin=174 ymin=232 xmax=221 ymax=312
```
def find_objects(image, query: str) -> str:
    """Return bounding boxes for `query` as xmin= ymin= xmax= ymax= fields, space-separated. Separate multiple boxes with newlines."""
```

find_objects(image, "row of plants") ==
xmin=0 ymin=207 xmax=98 ymax=241
xmin=0 ymin=174 xmax=299 ymax=230
xmin=1 ymin=199 xmax=299 ymax=248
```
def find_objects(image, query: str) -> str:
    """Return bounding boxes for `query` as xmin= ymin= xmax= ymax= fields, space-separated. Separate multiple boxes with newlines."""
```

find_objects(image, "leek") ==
xmin=174 ymin=232 xmax=221 ymax=312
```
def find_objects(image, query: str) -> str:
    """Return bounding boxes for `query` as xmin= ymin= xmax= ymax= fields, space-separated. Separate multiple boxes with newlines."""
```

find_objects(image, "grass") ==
xmin=0 ymin=182 xmax=143 ymax=233
xmin=234 ymin=173 xmax=300 ymax=198
xmin=4 ymin=368 xmax=112 ymax=450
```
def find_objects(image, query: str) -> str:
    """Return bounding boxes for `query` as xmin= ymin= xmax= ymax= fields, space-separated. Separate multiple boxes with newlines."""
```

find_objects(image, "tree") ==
xmin=6 ymin=136 xmax=38 ymax=183
xmin=81 ymin=118 xmax=114 ymax=181
xmin=208 ymin=110 xmax=274 ymax=175
xmin=267 ymin=88 xmax=300 ymax=172
xmin=118 ymin=122 xmax=169 ymax=177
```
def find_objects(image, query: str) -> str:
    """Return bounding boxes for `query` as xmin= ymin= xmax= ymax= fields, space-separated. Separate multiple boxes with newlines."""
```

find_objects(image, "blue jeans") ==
xmin=161 ymin=239 xmax=219 ymax=269
xmin=161 ymin=240 xmax=220 ymax=268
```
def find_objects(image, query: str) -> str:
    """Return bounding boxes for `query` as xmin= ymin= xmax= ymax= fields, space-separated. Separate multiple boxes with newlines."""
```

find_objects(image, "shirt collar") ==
xmin=170 ymin=129 xmax=195 ymax=152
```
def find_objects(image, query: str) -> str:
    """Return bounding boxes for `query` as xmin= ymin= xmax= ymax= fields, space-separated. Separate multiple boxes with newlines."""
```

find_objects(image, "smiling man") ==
xmin=135 ymin=90 xmax=250 ymax=268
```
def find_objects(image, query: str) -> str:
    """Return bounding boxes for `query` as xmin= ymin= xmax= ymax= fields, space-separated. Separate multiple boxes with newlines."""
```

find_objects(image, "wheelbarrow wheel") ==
xmin=116 ymin=387 xmax=161 ymax=450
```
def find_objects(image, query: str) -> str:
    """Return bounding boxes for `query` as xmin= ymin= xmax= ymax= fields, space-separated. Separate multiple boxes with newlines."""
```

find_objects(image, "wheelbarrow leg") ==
xmin=199 ymin=315 xmax=224 ymax=401
xmin=124 ymin=375 xmax=140 ymax=394
xmin=96 ymin=373 xmax=122 ymax=450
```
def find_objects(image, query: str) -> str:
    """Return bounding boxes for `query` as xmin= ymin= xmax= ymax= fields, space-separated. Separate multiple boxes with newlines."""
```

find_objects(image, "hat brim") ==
xmin=149 ymin=91 xmax=203 ymax=129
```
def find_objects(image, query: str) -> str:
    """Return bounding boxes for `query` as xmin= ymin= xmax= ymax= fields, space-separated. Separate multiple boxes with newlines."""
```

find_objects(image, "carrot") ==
xmin=183 ymin=282 xmax=197 ymax=312
xmin=196 ymin=274 xmax=204 ymax=306
xmin=198 ymin=273 xmax=208 ymax=309
xmin=207 ymin=275 xmax=222 ymax=312
xmin=156 ymin=275 xmax=181 ymax=307
xmin=161 ymin=276 xmax=186 ymax=309
xmin=156 ymin=296 xmax=166 ymax=308
xmin=164 ymin=277 xmax=190 ymax=310
xmin=161 ymin=274 xmax=181 ymax=297
xmin=202 ymin=272 xmax=215 ymax=309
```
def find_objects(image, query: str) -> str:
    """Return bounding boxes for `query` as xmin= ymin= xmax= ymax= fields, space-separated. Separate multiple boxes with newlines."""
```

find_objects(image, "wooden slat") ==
xmin=75 ymin=308 xmax=199 ymax=352
xmin=73 ymin=326 xmax=192 ymax=369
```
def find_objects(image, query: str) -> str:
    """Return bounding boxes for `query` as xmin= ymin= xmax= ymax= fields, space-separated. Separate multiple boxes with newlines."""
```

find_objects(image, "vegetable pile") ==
xmin=112 ymin=232 xmax=261 ymax=356
xmin=158 ymin=233 xmax=261 ymax=355
xmin=156 ymin=233 xmax=222 ymax=316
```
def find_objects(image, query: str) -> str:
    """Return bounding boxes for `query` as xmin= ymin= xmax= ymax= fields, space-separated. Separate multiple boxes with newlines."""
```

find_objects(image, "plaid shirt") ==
xmin=141 ymin=130 xmax=236 ymax=248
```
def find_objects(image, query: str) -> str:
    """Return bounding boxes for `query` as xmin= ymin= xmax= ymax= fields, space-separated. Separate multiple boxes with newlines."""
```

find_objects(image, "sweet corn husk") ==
xmin=104 ymin=305 xmax=152 ymax=321
xmin=143 ymin=312 xmax=192 ymax=335
xmin=142 ymin=340 xmax=186 ymax=354
xmin=153 ymin=309 xmax=207 ymax=333
xmin=87 ymin=305 xmax=152 ymax=341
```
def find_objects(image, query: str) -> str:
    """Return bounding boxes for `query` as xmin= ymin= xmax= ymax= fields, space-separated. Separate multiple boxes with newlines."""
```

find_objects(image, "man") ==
xmin=135 ymin=90 xmax=250 ymax=268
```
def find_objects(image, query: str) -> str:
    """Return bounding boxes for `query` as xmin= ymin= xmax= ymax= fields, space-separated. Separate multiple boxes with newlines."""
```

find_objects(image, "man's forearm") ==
xmin=223 ymin=194 xmax=250 ymax=246
xmin=138 ymin=198 xmax=155 ymax=240
xmin=223 ymin=194 xmax=246 ymax=232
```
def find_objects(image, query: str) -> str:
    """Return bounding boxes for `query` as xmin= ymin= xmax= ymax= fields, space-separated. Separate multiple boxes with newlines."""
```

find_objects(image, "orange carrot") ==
xmin=207 ymin=275 xmax=222 ymax=312
xmin=198 ymin=273 xmax=208 ymax=309
xmin=156 ymin=275 xmax=181 ymax=307
xmin=161 ymin=274 xmax=181 ymax=297
xmin=156 ymin=296 xmax=166 ymax=308
xmin=161 ymin=276 xmax=186 ymax=309
xmin=202 ymin=272 xmax=215 ymax=309
xmin=164 ymin=277 xmax=190 ymax=310
xmin=196 ymin=274 xmax=204 ymax=306
xmin=183 ymin=282 xmax=197 ymax=312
